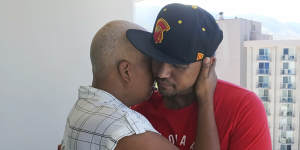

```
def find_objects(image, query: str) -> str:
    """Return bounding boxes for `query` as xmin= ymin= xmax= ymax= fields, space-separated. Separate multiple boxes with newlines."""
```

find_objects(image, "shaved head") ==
xmin=90 ymin=20 xmax=154 ymax=106
xmin=90 ymin=20 xmax=146 ymax=80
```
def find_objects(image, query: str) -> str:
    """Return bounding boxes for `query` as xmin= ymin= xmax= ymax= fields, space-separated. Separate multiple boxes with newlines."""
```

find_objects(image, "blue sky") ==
xmin=134 ymin=0 xmax=300 ymax=40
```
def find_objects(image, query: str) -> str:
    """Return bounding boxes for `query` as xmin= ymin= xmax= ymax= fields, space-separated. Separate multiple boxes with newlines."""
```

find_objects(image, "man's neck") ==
xmin=163 ymin=93 xmax=196 ymax=109
xmin=92 ymin=79 xmax=131 ymax=107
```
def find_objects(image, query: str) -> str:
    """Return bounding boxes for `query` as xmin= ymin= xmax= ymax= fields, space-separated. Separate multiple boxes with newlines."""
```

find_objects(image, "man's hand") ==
xmin=194 ymin=57 xmax=217 ymax=106
xmin=193 ymin=57 xmax=220 ymax=150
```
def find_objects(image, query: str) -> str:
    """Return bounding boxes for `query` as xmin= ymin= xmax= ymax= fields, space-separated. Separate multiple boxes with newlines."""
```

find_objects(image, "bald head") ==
xmin=90 ymin=20 xmax=146 ymax=80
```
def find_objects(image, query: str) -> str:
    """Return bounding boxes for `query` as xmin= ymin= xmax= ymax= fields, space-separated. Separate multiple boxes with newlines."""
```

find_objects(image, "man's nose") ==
xmin=156 ymin=63 xmax=172 ymax=78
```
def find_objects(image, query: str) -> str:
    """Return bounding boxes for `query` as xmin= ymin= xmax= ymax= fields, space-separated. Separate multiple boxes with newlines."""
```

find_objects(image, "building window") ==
xmin=257 ymin=62 xmax=270 ymax=74
xmin=282 ymin=76 xmax=295 ymax=84
xmin=281 ymin=90 xmax=294 ymax=103
xmin=257 ymin=48 xmax=271 ymax=61
xmin=282 ymin=48 xmax=296 ymax=61
xmin=263 ymin=102 xmax=271 ymax=116
xmin=279 ymin=130 xmax=294 ymax=144
xmin=281 ymin=62 xmax=296 ymax=75
xmin=259 ymin=48 xmax=270 ymax=55
xmin=280 ymin=104 xmax=294 ymax=117
xmin=279 ymin=118 xmax=294 ymax=145
xmin=283 ymin=48 xmax=289 ymax=55
xmin=258 ymin=89 xmax=269 ymax=102
xmin=280 ymin=144 xmax=292 ymax=150
xmin=280 ymin=117 xmax=294 ymax=130
xmin=257 ymin=76 xmax=270 ymax=88
xmin=281 ymin=76 xmax=296 ymax=89
xmin=283 ymin=62 xmax=289 ymax=69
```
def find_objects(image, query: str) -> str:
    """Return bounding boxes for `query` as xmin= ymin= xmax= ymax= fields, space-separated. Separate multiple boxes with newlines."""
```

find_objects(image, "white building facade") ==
xmin=216 ymin=18 xmax=272 ymax=87
xmin=244 ymin=40 xmax=300 ymax=150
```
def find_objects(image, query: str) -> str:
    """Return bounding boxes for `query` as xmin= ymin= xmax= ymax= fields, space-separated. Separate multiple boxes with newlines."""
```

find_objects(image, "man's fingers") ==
xmin=209 ymin=57 xmax=216 ymax=75
xmin=201 ymin=57 xmax=211 ymax=78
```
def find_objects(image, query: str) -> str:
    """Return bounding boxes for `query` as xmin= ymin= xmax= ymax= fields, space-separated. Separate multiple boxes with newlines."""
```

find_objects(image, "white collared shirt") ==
xmin=61 ymin=86 xmax=158 ymax=150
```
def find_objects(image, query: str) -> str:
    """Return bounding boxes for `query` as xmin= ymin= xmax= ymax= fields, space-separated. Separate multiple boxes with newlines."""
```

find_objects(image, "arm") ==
xmin=193 ymin=57 xmax=220 ymax=150
xmin=115 ymin=131 xmax=179 ymax=150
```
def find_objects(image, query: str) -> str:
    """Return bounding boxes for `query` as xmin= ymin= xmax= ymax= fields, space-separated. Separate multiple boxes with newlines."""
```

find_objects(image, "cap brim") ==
xmin=126 ymin=29 xmax=185 ymax=64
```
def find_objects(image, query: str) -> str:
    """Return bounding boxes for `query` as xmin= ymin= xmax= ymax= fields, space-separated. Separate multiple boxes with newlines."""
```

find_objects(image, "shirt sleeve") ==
xmin=100 ymin=120 xmax=136 ymax=150
xmin=229 ymin=92 xmax=272 ymax=150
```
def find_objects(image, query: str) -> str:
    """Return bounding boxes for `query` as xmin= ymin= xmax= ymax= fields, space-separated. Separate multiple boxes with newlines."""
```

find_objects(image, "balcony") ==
xmin=280 ymin=97 xmax=295 ymax=103
xmin=257 ymin=55 xmax=271 ymax=61
xmin=279 ymin=138 xmax=294 ymax=144
xmin=281 ymin=55 xmax=297 ymax=61
xmin=280 ymin=83 xmax=296 ymax=89
xmin=279 ymin=111 xmax=295 ymax=117
xmin=260 ymin=96 xmax=270 ymax=102
xmin=280 ymin=69 xmax=296 ymax=75
xmin=279 ymin=124 xmax=295 ymax=131
xmin=257 ymin=69 xmax=271 ymax=75
xmin=256 ymin=82 xmax=270 ymax=89
xmin=266 ymin=110 xmax=271 ymax=116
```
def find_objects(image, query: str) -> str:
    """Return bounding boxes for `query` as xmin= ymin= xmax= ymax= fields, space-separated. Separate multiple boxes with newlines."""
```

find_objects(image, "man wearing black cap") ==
xmin=128 ymin=3 xmax=272 ymax=150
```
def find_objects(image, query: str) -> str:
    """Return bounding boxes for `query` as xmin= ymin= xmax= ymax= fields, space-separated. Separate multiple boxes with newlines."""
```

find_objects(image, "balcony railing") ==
xmin=286 ymin=138 xmax=294 ymax=144
xmin=279 ymin=138 xmax=294 ymax=144
xmin=256 ymin=82 xmax=270 ymax=88
xmin=279 ymin=111 xmax=295 ymax=117
xmin=266 ymin=110 xmax=271 ymax=116
xmin=279 ymin=124 xmax=295 ymax=130
xmin=282 ymin=55 xmax=297 ymax=61
xmin=257 ymin=55 xmax=271 ymax=61
xmin=260 ymin=96 xmax=270 ymax=102
xmin=280 ymin=83 xmax=296 ymax=89
xmin=257 ymin=69 xmax=271 ymax=75
xmin=280 ymin=69 xmax=296 ymax=75
xmin=280 ymin=97 xmax=295 ymax=103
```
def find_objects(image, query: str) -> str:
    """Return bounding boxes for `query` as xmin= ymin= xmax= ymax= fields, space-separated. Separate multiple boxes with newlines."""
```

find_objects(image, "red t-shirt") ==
xmin=132 ymin=80 xmax=272 ymax=150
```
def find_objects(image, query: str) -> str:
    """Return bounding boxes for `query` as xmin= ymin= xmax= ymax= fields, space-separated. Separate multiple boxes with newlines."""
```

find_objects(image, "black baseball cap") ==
xmin=127 ymin=3 xmax=223 ymax=64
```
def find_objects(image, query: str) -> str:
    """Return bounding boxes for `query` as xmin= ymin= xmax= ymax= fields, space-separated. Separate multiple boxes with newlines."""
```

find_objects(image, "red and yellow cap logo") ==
xmin=153 ymin=18 xmax=170 ymax=44
xmin=196 ymin=52 xmax=204 ymax=61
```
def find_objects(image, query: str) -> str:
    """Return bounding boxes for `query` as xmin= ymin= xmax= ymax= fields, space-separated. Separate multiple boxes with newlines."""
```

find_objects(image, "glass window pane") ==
xmin=264 ymin=89 xmax=269 ymax=96
xmin=259 ymin=49 xmax=264 ymax=55
xmin=263 ymin=76 xmax=269 ymax=82
xmin=288 ymin=90 xmax=292 ymax=97
xmin=287 ymin=145 xmax=291 ymax=150
xmin=259 ymin=76 xmax=263 ymax=82
xmin=259 ymin=63 xmax=264 ymax=69
xmin=283 ymin=63 xmax=289 ymax=69
xmin=284 ymin=48 xmax=289 ymax=55
xmin=282 ymin=90 xmax=287 ymax=97
xmin=289 ymin=62 xmax=295 ymax=69
xmin=265 ymin=63 xmax=269 ymax=69
xmin=266 ymin=49 xmax=270 ymax=55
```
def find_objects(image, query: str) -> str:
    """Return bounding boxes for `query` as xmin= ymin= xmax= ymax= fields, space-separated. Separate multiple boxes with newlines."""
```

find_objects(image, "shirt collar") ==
xmin=78 ymin=86 xmax=126 ymax=109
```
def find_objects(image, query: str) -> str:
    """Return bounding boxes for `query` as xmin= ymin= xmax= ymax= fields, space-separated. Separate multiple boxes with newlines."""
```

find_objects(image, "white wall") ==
xmin=0 ymin=0 xmax=134 ymax=150
xmin=215 ymin=19 xmax=242 ymax=86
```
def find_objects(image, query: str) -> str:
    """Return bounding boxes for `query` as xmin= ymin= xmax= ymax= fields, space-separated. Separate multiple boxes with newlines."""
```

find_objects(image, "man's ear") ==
xmin=118 ymin=60 xmax=132 ymax=83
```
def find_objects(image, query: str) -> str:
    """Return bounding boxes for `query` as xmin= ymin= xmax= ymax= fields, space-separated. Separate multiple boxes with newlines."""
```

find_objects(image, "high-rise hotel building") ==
xmin=216 ymin=16 xmax=300 ymax=150
xmin=244 ymin=41 xmax=300 ymax=150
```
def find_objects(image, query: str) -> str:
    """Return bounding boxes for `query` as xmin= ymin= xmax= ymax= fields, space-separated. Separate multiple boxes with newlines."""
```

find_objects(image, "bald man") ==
xmin=60 ymin=20 xmax=219 ymax=150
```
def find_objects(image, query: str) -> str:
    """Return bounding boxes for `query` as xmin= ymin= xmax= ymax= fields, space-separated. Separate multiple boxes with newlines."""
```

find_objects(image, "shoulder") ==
xmin=215 ymin=80 xmax=261 ymax=105
xmin=215 ymin=80 xmax=252 ymax=96
xmin=65 ymin=99 xmax=157 ymax=150
xmin=214 ymin=80 xmax=265 ymax=126
xmin=215 ymin=81 xmax=271 ymax=149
